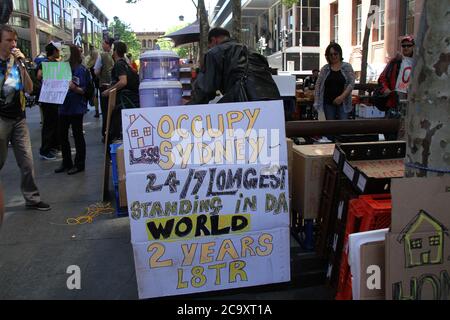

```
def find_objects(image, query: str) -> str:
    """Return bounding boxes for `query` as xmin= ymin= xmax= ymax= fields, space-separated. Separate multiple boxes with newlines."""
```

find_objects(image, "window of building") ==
xmin=331 ymin=3 xmax=339 ymax=44
xmin=64 ymin=10 xmax=72 ymax=32
xmin=131 ymin=130 xmax=138 ymax=138
xmin=17 ymin=38 xmax=31 ymax=59
xmin=148 ymin=40 xmax=153 ymax=49
xmin=372 ymin=0 xmax=385 ymax=42
xmin=144 ymin=127 xmax=152 ymax=136
xmin=52 ymin=0 xmax=61 ymax=28
xmin=302 ymin=52 xmax=320 ymax=71
xmin=9 ymin=15 xmax=30 ymax=29
xmin=429 ymin=236 xmax=440 ymax=247
xmin=404 ymin=0 xmax=415 ymax=35
xmin=355 ymin=0 xmax=362 ymax=46
xmin=88 ymin=19 xmax=93 ymax=44
xmin=410 ymin=238 xmax=422 ymax=249
xmin=81 ymin=13 xmax=87 ymax=41
xmin=142 ymin=39 xmax=147 ymax=48
xmin=13 ymin=0 xmax=29 ymax=13
xmin=296 ymin=0 xmax=320 ymax=47
xmin=37 ymin=0 xmax=49 ymax=21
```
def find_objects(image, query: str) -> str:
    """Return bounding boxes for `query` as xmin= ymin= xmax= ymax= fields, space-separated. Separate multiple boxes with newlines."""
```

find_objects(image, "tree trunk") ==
xmin=231 ymin=0 xmax=242 ymax=42
xmin=405 ymin=0 xmax=450 ymax=177
xmin=360 ymin=0 xmax=377 ymax=93
xmin=198 ymin=0 xmax=209 ymax=67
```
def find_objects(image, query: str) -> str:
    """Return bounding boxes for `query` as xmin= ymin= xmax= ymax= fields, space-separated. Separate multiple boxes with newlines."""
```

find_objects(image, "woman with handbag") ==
xmin=314 ymin=42 xmax=356 ymax=120
xmin=55 ymin=45 xmax=89 ymax=175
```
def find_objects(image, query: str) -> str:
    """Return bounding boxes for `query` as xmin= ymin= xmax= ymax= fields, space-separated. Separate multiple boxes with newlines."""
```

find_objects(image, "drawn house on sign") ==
xmin=397 ymin=210 xmax=449 ymax=269
xmin=126 ymin=114 xmax=155 ymax=149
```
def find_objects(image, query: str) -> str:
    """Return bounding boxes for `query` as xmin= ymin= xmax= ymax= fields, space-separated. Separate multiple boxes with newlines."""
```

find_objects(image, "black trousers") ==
xmin=99 ymin=85 xmax=110 ymax=138
xmin=40 ymin=103 xmax=60 ymax=154
xmin=59 ymin=114 xmax=85 ymax=169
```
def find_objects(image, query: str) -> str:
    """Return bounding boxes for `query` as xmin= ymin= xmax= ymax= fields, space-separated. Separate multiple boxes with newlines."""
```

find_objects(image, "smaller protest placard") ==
xmin=395 ymin=57 xmax=413 ymax=94
xmin=38 ymin=62 xmax=72 ymax=104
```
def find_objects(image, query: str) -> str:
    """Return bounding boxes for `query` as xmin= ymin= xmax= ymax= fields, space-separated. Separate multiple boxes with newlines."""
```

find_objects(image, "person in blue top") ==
xmin=55 ymin=44 xmax=88 ymax=175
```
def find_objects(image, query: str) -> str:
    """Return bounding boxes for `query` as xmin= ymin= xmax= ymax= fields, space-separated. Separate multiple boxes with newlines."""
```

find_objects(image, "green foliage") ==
xmin=281 ymin=0 xmax=298 ymax=7
xmin=109 ymin=16 xmax=141 ymax=59
xmin=155 ymin=24 xmax=191 ymax=59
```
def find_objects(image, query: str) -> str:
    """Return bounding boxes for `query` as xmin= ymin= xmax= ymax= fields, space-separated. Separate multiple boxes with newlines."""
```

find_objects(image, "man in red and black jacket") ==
xmin=378 ymin=36 xmax=415 ymax=115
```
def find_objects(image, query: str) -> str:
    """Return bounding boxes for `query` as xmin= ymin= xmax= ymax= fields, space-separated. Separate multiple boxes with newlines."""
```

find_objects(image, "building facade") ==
xmin=320 ymin=0 xmax=424 ymax=81
xmin=209 ymin=0 xmax=321 ymax=75
xmin=9 ymin=0 xmax=108 ymax=60
xmin=135 ymin=31 xmax=165 ymax=53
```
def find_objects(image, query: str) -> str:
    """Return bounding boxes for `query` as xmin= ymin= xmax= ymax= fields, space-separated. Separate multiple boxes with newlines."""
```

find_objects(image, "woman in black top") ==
xmin=314 ymin=43 xmax=355 ymax=120
xmin=102 ymin=41 xmax=139 ymax=141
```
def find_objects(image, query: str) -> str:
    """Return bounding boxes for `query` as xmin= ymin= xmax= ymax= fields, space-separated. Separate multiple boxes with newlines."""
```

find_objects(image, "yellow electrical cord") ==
xmin=66 ymin=202 xmax=115 ymax=225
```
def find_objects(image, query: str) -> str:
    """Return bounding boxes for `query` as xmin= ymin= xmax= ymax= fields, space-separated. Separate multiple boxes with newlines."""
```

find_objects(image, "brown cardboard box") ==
xmin=292 ymin=144 xmax=335 ymax=220
xmin=360 ymin=241 xmax=385 ymax=300
xmin=117 ymin=144 xmax=127 ymax=207
xmin=386 ymin=177 xmax=450 ymax=300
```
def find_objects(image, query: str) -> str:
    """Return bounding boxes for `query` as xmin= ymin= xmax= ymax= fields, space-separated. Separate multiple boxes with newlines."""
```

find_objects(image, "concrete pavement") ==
xmin=0 ymin=105 xmax=332 ymax=300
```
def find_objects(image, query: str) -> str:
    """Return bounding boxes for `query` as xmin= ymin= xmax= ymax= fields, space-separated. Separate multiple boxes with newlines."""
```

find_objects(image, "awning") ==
xmin=162 ymin=20 xmax=199 ymax=47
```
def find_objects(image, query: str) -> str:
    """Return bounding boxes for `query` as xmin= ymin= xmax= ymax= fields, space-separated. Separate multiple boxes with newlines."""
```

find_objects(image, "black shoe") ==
xmin=67 ymin=167 xmax=84 ymax=175
xmin=26 ymin=201 xmax=51 ymax=211
xmin=55 ymin=165 xmax=72 ymax=173
xmin=94 ymin=112 xmax=100 ymax=118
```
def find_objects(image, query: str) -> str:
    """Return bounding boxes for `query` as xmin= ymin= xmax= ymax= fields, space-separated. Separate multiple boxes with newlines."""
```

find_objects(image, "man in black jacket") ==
xmin=190 ymin=27 xmax=280 ymax=104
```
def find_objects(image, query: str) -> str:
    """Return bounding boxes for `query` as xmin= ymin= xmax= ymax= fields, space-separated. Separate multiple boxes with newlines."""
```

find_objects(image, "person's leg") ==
xmin=323 ymin=104 xmax=337 ymax=120
xmin=58 ymin=115 xmax=73 ymax=170
xmin=71 ymin=114 xmax=86 ymax=171
xmin=48 ymin=105 xmax=60 ymax=152
xmin=40 ymin=103 xmax=54 ymax=157
xmin=94 ymin=88 xmax=100 ymax=117
xmin=0 ymin=117 xmax=13 ymax=170
xmin=338 ymin=107 xmax=350 ymax=120
xmin=10 ymin=119 xmax=41 ymax=205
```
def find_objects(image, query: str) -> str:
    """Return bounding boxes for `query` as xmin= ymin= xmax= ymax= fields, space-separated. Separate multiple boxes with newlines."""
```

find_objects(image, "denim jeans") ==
xmin=323 ymin=104 xmax=349 ymax=120
xmin=59 ymin=114 xmax=86 ymax=170
xmin=0 ymin=117 xmax=41 ymax=205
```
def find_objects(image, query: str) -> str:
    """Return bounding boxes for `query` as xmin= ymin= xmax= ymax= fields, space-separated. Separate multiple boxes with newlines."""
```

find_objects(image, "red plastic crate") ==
xmin=335 ymin=194 xmax=392 ymax=300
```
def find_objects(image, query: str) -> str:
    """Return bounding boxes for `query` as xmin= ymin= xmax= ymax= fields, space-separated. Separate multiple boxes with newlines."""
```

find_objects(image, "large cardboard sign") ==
xmin=122 ymin=101 xmax=291 ymax=299
xmin=386 ymin=177 xmax=450 ymax=300
xmin=38 ymin=62 xmax=71 ymax=104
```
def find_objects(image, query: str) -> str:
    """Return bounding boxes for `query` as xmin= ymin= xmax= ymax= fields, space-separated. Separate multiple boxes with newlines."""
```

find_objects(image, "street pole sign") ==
xmin=73 ymin=18 xmax=84 ymax=47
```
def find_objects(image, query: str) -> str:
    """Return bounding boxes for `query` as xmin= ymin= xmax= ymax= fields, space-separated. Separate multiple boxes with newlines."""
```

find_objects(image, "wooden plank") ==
xmin=102 ymin=88 xmax=117 ymax=201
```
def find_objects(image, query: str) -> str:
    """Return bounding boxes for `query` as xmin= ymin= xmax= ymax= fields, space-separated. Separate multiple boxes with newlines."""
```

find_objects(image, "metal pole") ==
xmin=299 ymin=0 xmax=302 ymax=72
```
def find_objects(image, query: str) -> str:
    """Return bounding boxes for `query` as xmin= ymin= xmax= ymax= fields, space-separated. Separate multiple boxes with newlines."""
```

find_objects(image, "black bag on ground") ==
xmin=370 ymin=86 xmax=389 ymax=112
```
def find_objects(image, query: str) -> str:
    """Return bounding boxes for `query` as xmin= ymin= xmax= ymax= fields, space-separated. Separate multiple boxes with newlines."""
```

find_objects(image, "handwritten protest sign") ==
xmin=39 ymin=62 xmax=71 ymax=104
xmin=122 ymin=101 xmax=291 ymax=299
xmin=395 ymin=57 xmax=413 ymax=94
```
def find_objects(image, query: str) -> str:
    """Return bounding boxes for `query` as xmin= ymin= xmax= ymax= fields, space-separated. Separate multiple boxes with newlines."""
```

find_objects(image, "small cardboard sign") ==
xmin=38 ymin=62 xmax=71 ymax=104
xmin=386 ymin=177 xmax=450 ymax=300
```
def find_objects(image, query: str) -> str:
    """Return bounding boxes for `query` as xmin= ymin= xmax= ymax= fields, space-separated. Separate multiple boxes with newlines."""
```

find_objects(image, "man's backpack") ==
xmin=84 ymin=66 xmax=95 ymax=101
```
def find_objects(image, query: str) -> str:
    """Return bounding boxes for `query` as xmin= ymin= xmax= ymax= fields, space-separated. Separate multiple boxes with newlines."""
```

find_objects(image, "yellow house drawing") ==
xmin=397 ymin=210 xmax=449 ymax=269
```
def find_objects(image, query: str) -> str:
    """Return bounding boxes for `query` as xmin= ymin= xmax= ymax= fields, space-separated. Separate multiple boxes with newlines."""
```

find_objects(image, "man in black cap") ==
xmin=190 ymin=27 xmax=280 ymax=104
